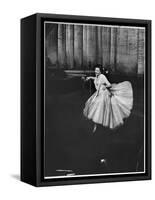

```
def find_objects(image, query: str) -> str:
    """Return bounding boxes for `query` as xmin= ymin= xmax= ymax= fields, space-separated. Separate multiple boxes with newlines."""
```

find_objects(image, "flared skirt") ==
xmin=83 ymin=81 xmax=133 ymax=129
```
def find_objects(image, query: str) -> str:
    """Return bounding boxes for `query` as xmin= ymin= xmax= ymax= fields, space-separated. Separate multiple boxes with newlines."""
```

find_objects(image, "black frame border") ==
xmin=35 ymin=13 xmax=151 ymax=186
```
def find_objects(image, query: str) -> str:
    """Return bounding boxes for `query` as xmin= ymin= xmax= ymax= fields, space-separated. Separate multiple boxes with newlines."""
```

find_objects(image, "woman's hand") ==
xmin=104 ymin=83 xmax=111 ymax=89
xmin=81 ymin=76 xmax=86 ymax=81
xmin=86 ymin=77 xmax=91 ymax=81
xmin=106 ymin=85 xmax=112 ymax=89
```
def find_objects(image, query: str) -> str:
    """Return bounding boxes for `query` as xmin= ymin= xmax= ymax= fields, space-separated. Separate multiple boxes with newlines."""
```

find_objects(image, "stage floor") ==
xmin=44 ymin=81 xmax=144 ymax=177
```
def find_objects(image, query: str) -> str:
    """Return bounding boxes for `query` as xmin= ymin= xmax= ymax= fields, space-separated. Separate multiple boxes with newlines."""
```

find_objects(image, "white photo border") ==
xmin=43 ymin=21 xmax=146 ymax=179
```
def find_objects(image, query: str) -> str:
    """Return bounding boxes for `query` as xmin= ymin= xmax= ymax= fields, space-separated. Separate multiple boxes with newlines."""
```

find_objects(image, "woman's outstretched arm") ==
xmin=86 ymin=76 xmax=95 ymax=81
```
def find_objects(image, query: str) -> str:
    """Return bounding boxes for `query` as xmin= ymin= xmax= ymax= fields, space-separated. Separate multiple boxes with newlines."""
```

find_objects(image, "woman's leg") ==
xmin=93 ymin=123 xmax=97 ymax=133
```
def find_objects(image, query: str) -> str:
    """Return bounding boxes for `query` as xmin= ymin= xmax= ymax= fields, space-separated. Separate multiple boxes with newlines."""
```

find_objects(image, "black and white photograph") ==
xmin=0 ymin=0 xmax=154 ymax=196
xmin=44 ymin=21 xmax=146 ymax=179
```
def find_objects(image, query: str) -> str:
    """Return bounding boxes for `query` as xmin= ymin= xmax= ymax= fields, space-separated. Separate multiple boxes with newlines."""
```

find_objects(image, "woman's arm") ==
xmin=103 ymin=75 xmax=111 ymax=88
xmin=102 ymin=75 xmax=113 ymax=96
xmin=96 ymin=75 xmax=111 ymax=96
xmin=86 ymin=76 xmax=95 ymax=81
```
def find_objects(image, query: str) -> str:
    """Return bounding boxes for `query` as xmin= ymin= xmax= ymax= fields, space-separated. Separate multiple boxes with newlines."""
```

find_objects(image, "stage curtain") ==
xmin=46 ymin=23 xmax=145 ymax=75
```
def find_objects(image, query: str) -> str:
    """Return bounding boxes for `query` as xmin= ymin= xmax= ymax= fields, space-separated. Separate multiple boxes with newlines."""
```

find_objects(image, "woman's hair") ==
xmin=94 ymin=64 xmax=103 ymax=74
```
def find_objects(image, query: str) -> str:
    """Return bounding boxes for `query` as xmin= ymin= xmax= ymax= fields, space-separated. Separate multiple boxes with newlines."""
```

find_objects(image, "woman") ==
xmin=83 ymin=65 xmax=133 ymax=132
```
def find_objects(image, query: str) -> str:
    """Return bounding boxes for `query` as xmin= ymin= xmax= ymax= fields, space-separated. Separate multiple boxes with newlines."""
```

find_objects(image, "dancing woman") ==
xmin=83 ymin=65 xmax=133 ymax=132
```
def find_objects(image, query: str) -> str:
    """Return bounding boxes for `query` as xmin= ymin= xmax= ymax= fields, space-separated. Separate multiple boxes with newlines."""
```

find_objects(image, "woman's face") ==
xmin=95 ymin=67 xmax=101 ymax=76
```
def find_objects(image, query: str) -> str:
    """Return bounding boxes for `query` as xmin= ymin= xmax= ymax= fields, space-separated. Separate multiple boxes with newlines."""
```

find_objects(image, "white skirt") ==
xmin=83 ymin=81 xmax=133 ymax=129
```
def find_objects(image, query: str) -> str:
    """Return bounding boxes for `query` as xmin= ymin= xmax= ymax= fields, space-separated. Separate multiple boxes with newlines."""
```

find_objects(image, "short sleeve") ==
xmin=99 ymin=74 xmax=111 ymax=86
